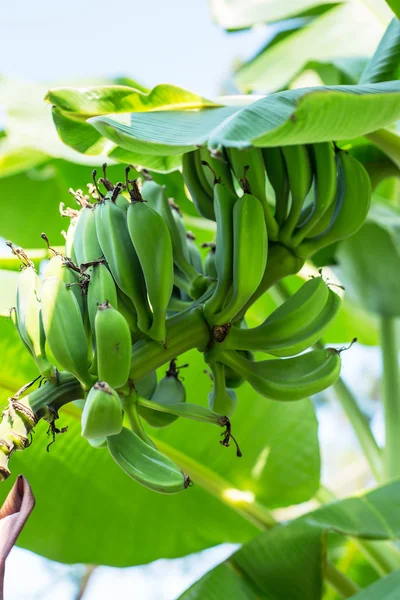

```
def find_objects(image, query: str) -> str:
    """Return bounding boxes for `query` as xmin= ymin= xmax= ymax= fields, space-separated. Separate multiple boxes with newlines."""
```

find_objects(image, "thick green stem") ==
xmin=325 ymin=562 xmax=360 ymax=598
xmin=129 ymin=306 xmax=210 ymax=382
xmin=380 ymin=316 xmax=400 ymax=481
xmin=332 ymin=378 xmax=382 ymax=482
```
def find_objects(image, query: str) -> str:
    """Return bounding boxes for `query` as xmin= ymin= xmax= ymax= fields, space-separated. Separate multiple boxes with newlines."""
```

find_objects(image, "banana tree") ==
xmin=1 ymin=15 xmax=400 ymax=600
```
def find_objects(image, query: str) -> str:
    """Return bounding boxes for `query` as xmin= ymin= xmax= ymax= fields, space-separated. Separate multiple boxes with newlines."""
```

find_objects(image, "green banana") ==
xmin=87 ymin=437 xmax=108 ymax=449
xmin=81 ymin=381 xmax=123 ymax=438
xmin=127 ymin=182 xmax=174 ymax=342
xmin=116 ymin=290 xmax=139 ymax=335
xmin=182 ymin=150 xmax=215 ymax=221
xmin=224 ymin=349 xmax=253 ymax=388
xmin=135 ymin=370 xmax=158 ymax=399
xmin=141 ymin=180 xmax=208 ymax=298
xmin=43 ymin=254 xmax=84 ymax=315
xmin=298 ymin=151 xmax=371 ymax=257
xmin=41 ymin=276 xmax=93 ymax=389
xmin=226 ymin=146 xmax=279 ymax=239
xmin=72 ymin=205 xmax=103 ymax=266
xmin=279 ymin=145 xmax=313 ymax=245
xmin=95 ymin=301 xmax=132 ymax=390
xmin=207 ymin=361 xmax=237 ymax=417
xmin=203 ymin=183 xmax=237 ymax=319
xmin=60 ymin=204 xmax=79 ymax=262
xmin=107 ymin=426 xmax=191 ymax=493
xmin=94 ymin=197 xmax=152 ymax=333
xmin=137 ymin=395 xmax=230 ymax=426
xmin=138 ymin=360 xmax=186 ymax=428
xmin=199 ymin=146 xmax=235 ymax=191
xmin=211 ymin=193 xmax=268 ymax=325
xmin=14 ymin=261 xmax=53 ymax=377
xmin=221 ymin=277 xmax=341 ymax=357
xmin=186 ymin=232 xmax=203 ymax=274
xmin=170 ymin=201 xmax=191 ymax=262
xmin=87 ymin=262 xmax=118 ymax=334
xmin=203 ymin=243 xmax=218 ymax=279
xmin=262 ymin=147 xmax=289 ymax=226
xmin=219 ymin=348 xmax=341 ymax=401
xmin=292 ymin=142 xmax=337 ymax=245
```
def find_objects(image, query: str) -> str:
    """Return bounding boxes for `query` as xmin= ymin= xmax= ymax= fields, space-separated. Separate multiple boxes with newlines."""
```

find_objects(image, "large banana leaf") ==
xmin=0 ymin=313 xmax=320 ymax=565
xmin=180 ymin=480 xmax=400 ymax=599
xmin=47 ymin=82 xmax=400 ymax=165
xmin=360 ymin=18 xmax=400 ymax=84
xmin=210 ymin=0 xmax=393 ymax=93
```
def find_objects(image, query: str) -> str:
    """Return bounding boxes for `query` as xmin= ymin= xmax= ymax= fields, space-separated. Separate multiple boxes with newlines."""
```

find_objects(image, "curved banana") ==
xmin=138 ymin=360 xmax=186 ymax=428
xmin=116 ymin=290 xmax=139 ymax=335
xmin=170 ymin=201 xmax=191 ymax=262
xmin=292 ymin=142 xmax=337 ymax=246
xmin=182 ymin=150 xmax=215 ymax=221
xmin=95 ymin=197 xmax=152 ymax=333
xmin=224 ymin=349 xmax=253 ymax=388
xmin=107 ymin=426 xmax=191 ymax=493
xmin=262 ymin=147 xmax=289 ymax=226
xmin=211 ymin=193 xmax=268 ymax=325
xmin=279 ymin=145 xmax=313 ymax=245
xmin=203 ymin=183 xmax=237 ymax=319
xmin=186 ymin=232 xmax=203 ymax=274
xmin=43 ymin=254 xmax=84 ymax=315
xmin=95 ymin=301 xmax=132 ymax=390
xmin=203 ymin=244 xmax=218 ymax=279
xmin=226 ymin=146 xmax=278 ymax=239
xmin=199 ymin=147 xmax=235 ymax=191
xmin=73 ymin=205 xmax=103 ymax=266
xmin=41 ymin=276 xmax=93 ymax=389
xmin=14 ymin=263 xmax=53 ymax=377
xmin=135 ymin=370 xmax=158 ymax=399
xmin=298 ymin=151 xmax=371 ymax=257
xmin=219 ymin=348 xmax=341 ymax=401
xmin=141 ymin=180 xmax=208 ymax=298
xmin=222 ymin=278 xmax=341 ymax=357
xmin=87 ymin=262 xmax=118 ymax=334
xmin=207 ymin=361 xmax=237 ymax=417
xmin=127 ymin=185 xmax=174 ymax=342
xmin=81 ymin=381 xmax=123 ymax=439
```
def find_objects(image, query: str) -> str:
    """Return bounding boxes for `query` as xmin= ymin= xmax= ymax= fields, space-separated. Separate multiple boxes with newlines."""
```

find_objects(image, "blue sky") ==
xmin=1 ymin=0 xmax=268 ymax=97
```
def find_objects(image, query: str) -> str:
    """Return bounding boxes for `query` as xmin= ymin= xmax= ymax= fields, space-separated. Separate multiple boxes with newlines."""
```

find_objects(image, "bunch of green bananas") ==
xmin=3 ymin=142 xmax=369 ymax=492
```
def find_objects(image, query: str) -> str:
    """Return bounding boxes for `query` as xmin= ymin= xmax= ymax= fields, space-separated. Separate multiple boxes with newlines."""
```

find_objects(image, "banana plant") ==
xmin=1 ymin=13 xmax=400 ymax=600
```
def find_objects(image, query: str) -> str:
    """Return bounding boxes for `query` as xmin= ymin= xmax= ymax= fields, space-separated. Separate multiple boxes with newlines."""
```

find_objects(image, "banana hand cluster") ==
xmin=4 ymin=141 xmax=367 ymax=491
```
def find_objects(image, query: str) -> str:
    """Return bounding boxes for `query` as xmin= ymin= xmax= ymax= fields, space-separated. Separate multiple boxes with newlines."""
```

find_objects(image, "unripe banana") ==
xmin=182 ymin=150 xmax=215 ymax=221
xmin=292 ymin=142 xmax=337 ymax=246
xmin=107 ymin=426 xmax=191 ymax=493
xmin=279 ymin=145 xmax=313 ymax=245
xmin=41 ymin=276 xmax=93 ymax=389
xmin=73 ymin=206 xmax=103 ymax=266
xmin=203 ymin=183 xmax=237 ymax=319
xmin=43 ymin=254 xmax=84 ymax=315
xmin=186 ymin=232 xmax=203 ymax=274
xmin=207 ymin=361 xmax=237 ymax=417
xmin=226 ymin=147 xmax=279 ymax=239
xmin=262 ymin=147 xmax=289 ymax=226
xmin=127 ymin=186 xmax=174 ymax=342
xmin=95 ymin=301 xmax=132 ymax=390
xmin=298 ymin=151 xmax=371 ymax=257
xmin=14 ymin=264 xmax=53 ymax=377
xmin=87 ymin=262 xmax=118 ymax=334
xmin=219 ymin=348 xmax=341 ymax=401
xmin=137 ymin=395 xmax=229 ymax=425
xmin=95 ymin=198 xmax=152 ymax=333
xmin=170 ymin=201 xmax=191 ymax=262
xmin=141 ymin=180 xmax=209 ymax=298
xmin=199 ymin=147 xmax=235 ymax=191
xmin=222 ymin=278 xmax=341 ymax=357
xmin=135 ymin=370 xmax=157 ymax=399
xmin=224 ymin=350 xmax=253 ymax=388
xmin=212 ymin=193 xmax=268 ymax=325
xmin=203 ymin=244 xmax=218 ymax=279
xmin=116 ymin=290 xmax=139 ymax=335
xmin=81 ymin=381 xmax=123 ymax=439
xmin=138 ymin=360 xmax=186 ymax=428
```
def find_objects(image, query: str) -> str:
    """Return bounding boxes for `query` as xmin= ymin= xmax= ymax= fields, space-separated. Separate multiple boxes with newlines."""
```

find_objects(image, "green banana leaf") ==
xmin=210 ymin=0 xmax=338 ymax=30
xmin=0 ymin=314 xmax=320 ymax=565
xmin=386 ymin=0 xmax=400 ymax=20
xmin=180 ymin=480 xmax=400 ymax=600
xmin=360 ymin=18 xmax=400 ymax=84
xmin=351 ymin=570 xmax=400 ymax=599
xmin=335 ymin=204 xmax=400 ymax=317
xmin=77 ymin=82 xmax=400 ymax=160
xmin=180 ymin=522 xmax=323 ymax=600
